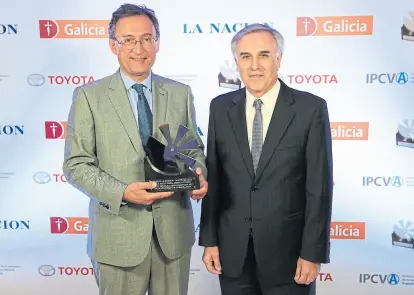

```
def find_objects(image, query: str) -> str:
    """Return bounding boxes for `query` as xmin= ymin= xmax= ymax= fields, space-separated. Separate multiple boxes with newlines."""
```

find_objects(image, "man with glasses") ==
xmin=63 ymin=4 xmax=208 ymax=295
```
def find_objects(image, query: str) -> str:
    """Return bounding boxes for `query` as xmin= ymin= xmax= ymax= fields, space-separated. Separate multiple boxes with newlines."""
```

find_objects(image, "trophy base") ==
xmin=150 ymin=176 xmax=200 ymax=192
xmin=391 ymin=233 xmax=414 ymax=249
xmin=144 ymin=157 xmax=200 ymax=192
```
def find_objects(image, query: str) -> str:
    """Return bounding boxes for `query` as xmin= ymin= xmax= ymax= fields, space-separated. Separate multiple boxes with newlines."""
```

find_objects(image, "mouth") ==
xmin=249 ymin=74 xmax=264 ymax=79
xmin=130 ymin=57 xmax=147 ymax=62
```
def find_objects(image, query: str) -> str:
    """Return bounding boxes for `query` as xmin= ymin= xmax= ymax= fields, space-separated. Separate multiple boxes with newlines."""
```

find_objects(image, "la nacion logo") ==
xmin=297 ymin=16 xmax=374 ymax=36
xmin=39 ymin=20 xmax=108 ymax=39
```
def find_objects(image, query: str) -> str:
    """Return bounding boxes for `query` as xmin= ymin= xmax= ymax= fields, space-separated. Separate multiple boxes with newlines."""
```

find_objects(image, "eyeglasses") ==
xmin=113 ymin=35 xmax=158 ymax=50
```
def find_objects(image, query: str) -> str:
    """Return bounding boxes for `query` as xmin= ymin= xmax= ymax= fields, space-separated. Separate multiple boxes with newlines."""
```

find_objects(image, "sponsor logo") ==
xmin=366 ymin=72 xmax=414 ymax=84
xmin=27 ymin=74 xmax=46 ymax=86
xmin=362 ymin=176 xmax=414 ymax=187
xmin=50 ymin=217 xmax=88 ymax=234
xmin=280 ymin=73 xmax=338 ymax=84
xmin=0 ymin=125 xmax=24 ymax=136
xmin=28 ymin=74 xmax=94 ymax=86
xmin=297 ymin=16 xmax=374 ymax=36
xmin=39 ymin=20 xmax=108 ymax=39
xmin=330 ymin=222 xmax=366 ymax=239
xmin=402 ymin=12 xmax=414 ymax=41
xmin=359 ymin=273 xmax=414 ymax=286
xmin=38 ymin=265 xmax=94 ymax=276
xmin=330 ymin=122 xmax=369 ymax=140
xmin=38 ymin=265 xmax=56 ymax=276
xmin=0 ymin=75 xmax=9 ymax=84
xmin=392 ymin=220 xmax=414 ymax=249
xmin=218 ymin=60 xmax=241 ymax=89
xmin=0 ymin=24 xmax=18 ymax=35
xmin=318 ymin=273 xmax=333 ymax=282
xmin=33 ymin=172 xmax=66 ymax=184
xmin=397 ymin=119 xmax=414 ymax=148
xmin=0 ymin=220 xmax=30 ymax=230
xmin=183 ymin=22 xmax=274 ymax=34
xmin=0 ymin=172 xmax=14 ymax=180
xmin=45 ymin=121 xmax=67 ymax=139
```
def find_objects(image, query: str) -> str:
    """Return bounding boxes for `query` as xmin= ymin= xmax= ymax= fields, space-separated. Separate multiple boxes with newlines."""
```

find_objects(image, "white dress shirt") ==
xmin=245 ymin=80 xmax=281 ymax=150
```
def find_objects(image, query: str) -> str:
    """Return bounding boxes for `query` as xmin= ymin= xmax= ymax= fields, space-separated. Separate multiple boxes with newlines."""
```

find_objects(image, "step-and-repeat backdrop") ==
xmin=1 ymin=0 xmax=413 ymax=294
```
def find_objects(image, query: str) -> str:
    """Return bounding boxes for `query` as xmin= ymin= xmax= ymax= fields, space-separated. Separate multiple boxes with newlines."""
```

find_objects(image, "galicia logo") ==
xmin=0 ymin=125 xmax=24 ymax=136
xmin=50 ymin=217 xmax=88 ymax=234
xmin=183 ymin=22 xmax=274 ymax=34
xmin=45 ymin=121 xmax=67 ymax=139
xmin=296 ymin=16 xmax=373 ymax=36
xmin=366 ymin=72 xmax=414 ymax=84
xmin=0 ymin=24 xmax=18 ymax=35
xmin=39 ymin=20 xmax=108 ymax=39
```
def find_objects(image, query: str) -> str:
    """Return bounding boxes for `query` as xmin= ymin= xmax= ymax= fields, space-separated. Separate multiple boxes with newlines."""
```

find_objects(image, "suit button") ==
xmin=146 ymin=206 xmax=152 ymax=212
xmin=244 ymin=217 xmax=252 ymax=222
xmin=251 ymin=185 xmax=258 ymax=192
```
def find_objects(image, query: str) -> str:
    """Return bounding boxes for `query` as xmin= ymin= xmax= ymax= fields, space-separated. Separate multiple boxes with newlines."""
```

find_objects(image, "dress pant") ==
xmin=92 ymin=227 xmax=191 ymax=295
xmin=219 ymin=233 xmax=316 ymax=295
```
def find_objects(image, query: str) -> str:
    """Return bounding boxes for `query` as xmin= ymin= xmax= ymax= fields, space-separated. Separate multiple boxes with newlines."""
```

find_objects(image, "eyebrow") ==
xmin=120 ymin=33 xmax=153 ymax=38
xmin=239 ymin=50 xmax=271 ymax=56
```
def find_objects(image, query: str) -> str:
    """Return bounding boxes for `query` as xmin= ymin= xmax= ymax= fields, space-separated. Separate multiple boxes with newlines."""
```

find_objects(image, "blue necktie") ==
xmin=252 ymin=99 xmax=263 ymax=173
xmin=132 ymin=83 xmax=152 ymax=146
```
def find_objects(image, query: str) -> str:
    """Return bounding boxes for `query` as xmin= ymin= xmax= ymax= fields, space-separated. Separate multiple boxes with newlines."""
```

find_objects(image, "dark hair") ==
xmin=108 ymin=3 xmax=160 ymax=39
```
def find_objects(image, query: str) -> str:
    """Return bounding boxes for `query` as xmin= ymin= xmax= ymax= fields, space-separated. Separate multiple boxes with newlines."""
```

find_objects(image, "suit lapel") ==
xmin=227 ymin=90 xmax=254 ymax=180
xmin=254 ymin=80 xmax=295 ymax=180
xmin=151 ymin=74 xmax=169 ymax=146
xmin=106 ymin=71 xmax=143 ymax=156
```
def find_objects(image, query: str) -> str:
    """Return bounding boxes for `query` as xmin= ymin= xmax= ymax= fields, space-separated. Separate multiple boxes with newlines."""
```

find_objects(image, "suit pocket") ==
xmin=97 ymin=202 xmax=127 ymax=215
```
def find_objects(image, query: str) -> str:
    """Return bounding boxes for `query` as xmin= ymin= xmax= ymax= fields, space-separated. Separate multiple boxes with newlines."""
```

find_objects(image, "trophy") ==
xmin=392 ymin=220 xmax=414 ymax=249
xmin=144 ymin=124 xmax=200 ymax=192
xmin=218 ymin=60 xmax=242 ymax=89
xmin=396 ymin=119 xmax=414 ymax=148
xmin=401 ymin=11 xmax=414 ymax=41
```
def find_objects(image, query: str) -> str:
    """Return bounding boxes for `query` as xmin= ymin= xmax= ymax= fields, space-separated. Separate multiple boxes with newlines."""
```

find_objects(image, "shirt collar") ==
xmin=120 ymin=69 xmax=152 ymax=91
xmin=246 ymin=79 xmax=280 ymax=107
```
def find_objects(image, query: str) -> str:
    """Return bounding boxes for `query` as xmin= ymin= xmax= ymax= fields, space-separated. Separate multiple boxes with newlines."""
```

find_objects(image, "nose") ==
xmin=132 ymin=41 xmax=145 ymax=54
xmin=250 ymin=57 xmax=260 ymax=70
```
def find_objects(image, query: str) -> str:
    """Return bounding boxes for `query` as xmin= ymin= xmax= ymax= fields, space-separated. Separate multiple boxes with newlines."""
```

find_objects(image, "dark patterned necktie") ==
xmin=252 ymin=99 xmax=263 ymax=173
xmin=132 ymin=83 xmax=152 ymax=146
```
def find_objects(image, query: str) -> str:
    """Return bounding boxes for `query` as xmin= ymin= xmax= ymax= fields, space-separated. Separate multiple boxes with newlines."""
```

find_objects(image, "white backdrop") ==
xmin=1 ymin=0 xmax=414 ymax=294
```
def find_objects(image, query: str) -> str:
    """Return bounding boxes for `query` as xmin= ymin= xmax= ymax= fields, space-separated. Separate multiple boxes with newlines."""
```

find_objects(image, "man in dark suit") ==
xmin=199 ymin=23 xmax=333 ymax=295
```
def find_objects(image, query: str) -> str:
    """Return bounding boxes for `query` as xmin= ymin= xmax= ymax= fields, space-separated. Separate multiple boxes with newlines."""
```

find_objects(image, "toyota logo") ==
xmin=27 ymin=74 xmax=45 ymax=86
xmin=33 ymin=171 xmax=51 ymax=184
xmin=38 ymin=265 xmax=55 ymax=276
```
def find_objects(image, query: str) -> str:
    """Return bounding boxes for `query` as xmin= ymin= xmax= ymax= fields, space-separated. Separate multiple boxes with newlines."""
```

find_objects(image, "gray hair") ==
xmin=231 ymin=23 xmax=284 ymax=56
xmin=108 ymin=4 xmax=160 ymax=40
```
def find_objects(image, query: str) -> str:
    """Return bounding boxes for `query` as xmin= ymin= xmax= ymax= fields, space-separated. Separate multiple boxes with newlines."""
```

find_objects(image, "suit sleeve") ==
xmin=198 ymin=101 xmax=221 ymax=247
xmin=185 ymin=86 xmax=207 ymax=178
xmin=62 ymin=87 xmax=128 ymax=215
xmin=300 ymin=100 xmax=333 ymax=263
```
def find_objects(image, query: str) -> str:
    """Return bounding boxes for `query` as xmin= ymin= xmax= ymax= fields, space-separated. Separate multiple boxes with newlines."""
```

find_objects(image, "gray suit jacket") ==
xmin=62 ymin=70 xmax=206 ymax=267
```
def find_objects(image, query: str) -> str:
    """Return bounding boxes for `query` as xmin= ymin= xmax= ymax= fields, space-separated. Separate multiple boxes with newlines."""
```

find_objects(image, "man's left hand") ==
xmin=294 ymin=257 xmax=320 ymax=285
xmin=190 ymin=168 xmax=208 ymax=200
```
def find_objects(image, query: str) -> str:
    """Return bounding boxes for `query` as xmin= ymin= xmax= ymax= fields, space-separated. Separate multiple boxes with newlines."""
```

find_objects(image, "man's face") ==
xmin=234 ymin=31 xmax=282 ymax=97
xmin=109 ymin=15 xmax=159 ymax=82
